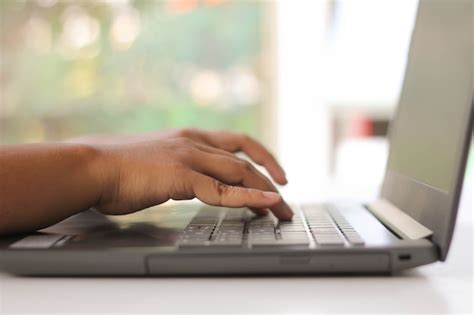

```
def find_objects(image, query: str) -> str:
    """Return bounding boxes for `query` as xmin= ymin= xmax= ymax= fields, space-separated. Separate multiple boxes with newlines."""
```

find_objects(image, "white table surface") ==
xmin=0 ymin=182 xmax=472 ymax=315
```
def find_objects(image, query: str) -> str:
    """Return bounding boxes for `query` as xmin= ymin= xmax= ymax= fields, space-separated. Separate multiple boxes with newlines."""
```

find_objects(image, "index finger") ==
xmin=188 ymin=150 xmax=294 ymax=220
xmin=187 ymin=171 xmax=284 ymax=210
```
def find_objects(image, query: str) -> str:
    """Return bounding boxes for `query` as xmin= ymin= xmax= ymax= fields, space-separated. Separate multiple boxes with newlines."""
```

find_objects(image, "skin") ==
xmin=0 ymin=129 xmax=293 ymax=235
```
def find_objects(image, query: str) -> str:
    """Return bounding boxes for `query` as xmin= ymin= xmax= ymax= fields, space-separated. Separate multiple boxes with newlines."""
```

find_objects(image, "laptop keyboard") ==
xmin=178 ymin=205 xmax=364 ymax=248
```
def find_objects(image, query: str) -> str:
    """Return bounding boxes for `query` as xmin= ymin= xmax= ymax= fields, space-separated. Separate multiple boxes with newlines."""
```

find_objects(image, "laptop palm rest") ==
xmin=146 ymin=253 xmax=390 ymax=275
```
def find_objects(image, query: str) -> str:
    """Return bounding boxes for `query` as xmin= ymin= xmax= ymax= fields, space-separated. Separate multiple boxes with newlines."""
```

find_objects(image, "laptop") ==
xmin=0 ymin=0 xmax=472 ymax=276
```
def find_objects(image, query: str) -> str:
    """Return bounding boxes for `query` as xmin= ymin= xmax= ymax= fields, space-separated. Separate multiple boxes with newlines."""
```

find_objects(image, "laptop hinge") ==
xmin=367 ymin=199 xmax=433 ymax=240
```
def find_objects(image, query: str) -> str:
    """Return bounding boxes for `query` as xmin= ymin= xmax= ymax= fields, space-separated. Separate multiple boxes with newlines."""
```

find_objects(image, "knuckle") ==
xmin=183 ymin=145 xmax=196 ymax=155
xmin=169 ymin=162 xmax=188 ymax=174
xmin=179 ymin=128 xmax=197 ymax=138
xmin=267 ymin=151 xmax=276 ymax=160
xmin=174 ymin=139 xmax=196 ymax=156
xmin=217 ymin=129 xmax=231 ymax=136
xmin=239 ymin=133 xmax=251 ymax=142
xmin=211 ymin=180 xmax=230 ymax=206
xmin=213 ymin=180 xmax=228 ymax=196
xmin=239 ymin=160 xmax=254 ymax=173
xmin=177 ymin=136 xmax=193 ymax=146
xmin=239 ymin=188 xmax=254 ymax=204
xmin=177 ymin=128 xmax=190 ymax=137
xmin=256 ymin=152 xmax=274 ymax=165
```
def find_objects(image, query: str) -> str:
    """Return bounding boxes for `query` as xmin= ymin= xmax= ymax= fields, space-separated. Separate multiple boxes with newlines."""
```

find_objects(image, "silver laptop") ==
xmin=0 ymin=0 xmax=472 ymax=276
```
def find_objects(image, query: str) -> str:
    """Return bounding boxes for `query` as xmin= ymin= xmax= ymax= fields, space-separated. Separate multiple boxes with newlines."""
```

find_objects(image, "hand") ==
xmin=69 ymin=128 xmax=287 ymax=185
xmin=0 ymin=130 xmax=292 ymax=235
xmin=95 ymin=131 xmax=293 ymax=220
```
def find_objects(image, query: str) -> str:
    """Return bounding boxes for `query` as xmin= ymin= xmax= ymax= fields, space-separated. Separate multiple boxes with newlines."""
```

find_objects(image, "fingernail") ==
xmin=262 ymin=191 xmax=281 ymax=201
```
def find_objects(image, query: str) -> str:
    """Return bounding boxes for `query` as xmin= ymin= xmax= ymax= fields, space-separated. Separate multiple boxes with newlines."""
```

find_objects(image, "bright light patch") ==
xmin=109 ymin=6 xmax=141 ymax=51
xmin=189 ymin=70 xmax=223 ymax=106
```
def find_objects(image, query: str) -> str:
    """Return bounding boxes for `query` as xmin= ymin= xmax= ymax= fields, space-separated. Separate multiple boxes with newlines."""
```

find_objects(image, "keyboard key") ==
xmin=278 ymin=226 xmax=306 ymax=231
xmin=311 ymin=228 xmax=337 ymax=234
xmin=279 ymin=232 xmax=309 ymax=240
xmin=220 ymin=223 xmax=244 ymax=227
xmin=186 ymin=224 xmax=216 ymax=230
xmin=217 ymin=230 xmax=242 ymax=235
xmin=179 ymin=236 xmax=210 ymax=242
xmin=248 ymin=222 xmax=275 ymax=228
xmin=9 ymin=235 xmax=65 ymax=249
xmin=209 ymin=242 xmax=243 ymax=247
xmin=248 ymin=234 xmax=276 ymax=240
xmin=219 ymin=230 xmax=243 ymax=235
xmin=329 ymin=207 xmax=365 ymax=246
xmin=178 ymin=239 xmax=210 ymax=247
xmin=179 ymin=205 xmax=364 ymax=249
xmin=280 ymin=236 xmax=309 ymax=242
xmin=215 ymin=238 xmax=242 ymax=243
xmin=251 ymin=239 xmax=310 ymax=247
xmin=313 ymin=236 xmax=345 ymax=246
xmin=346 ymin=237 xmax=365 ymax=245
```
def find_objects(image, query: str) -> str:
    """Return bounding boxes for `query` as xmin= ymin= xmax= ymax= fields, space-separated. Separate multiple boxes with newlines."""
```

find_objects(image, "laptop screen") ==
xmin=381 ymin=0 xmax=472 ymax=259
xmin=386 ymin=0 xmax=472 ymax=194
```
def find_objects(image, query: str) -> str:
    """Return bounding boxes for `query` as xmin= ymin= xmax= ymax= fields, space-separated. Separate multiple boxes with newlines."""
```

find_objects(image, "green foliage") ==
xmin=0 ymin=0 xmax=263 ymax=143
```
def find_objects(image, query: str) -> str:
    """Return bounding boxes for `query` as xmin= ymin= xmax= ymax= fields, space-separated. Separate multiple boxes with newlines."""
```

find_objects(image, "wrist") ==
xmin=77 ymin=143 xmax=113 ymax=208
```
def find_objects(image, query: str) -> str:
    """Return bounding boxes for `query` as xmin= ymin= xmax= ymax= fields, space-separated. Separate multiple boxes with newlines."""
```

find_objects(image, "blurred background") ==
xmin=0 ymin=0 xmax=472 ymax=206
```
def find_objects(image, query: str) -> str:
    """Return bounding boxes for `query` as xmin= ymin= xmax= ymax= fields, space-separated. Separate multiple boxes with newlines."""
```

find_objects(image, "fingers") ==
xmin=182 ymin=129 xmax=288 ymax=185
xmin=188 ymin=171 xmax=283 ymax=209
xmin=188 ymin=150 xmax=293 ymax=220
xmin=191 ymin=141 xmax=236 ymax=160
xmin=249 ymin=207 xmax=270 ymax=216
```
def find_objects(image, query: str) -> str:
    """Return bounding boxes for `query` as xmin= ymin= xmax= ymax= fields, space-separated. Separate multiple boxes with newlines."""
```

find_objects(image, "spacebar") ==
xmin=251 ymin=239 xmax=309 ymax=247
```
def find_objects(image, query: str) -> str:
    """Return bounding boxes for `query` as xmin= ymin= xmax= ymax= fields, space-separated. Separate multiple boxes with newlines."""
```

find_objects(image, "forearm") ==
xmin=0 ymin=143 xmax=107 ymax=235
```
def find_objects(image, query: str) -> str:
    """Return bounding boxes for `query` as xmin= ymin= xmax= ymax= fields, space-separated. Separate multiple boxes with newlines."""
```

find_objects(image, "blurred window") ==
xmin=0 ymin=0 xmax=265 ymax=143
xmin=324 ymin=0 xmax=418 ymax=108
